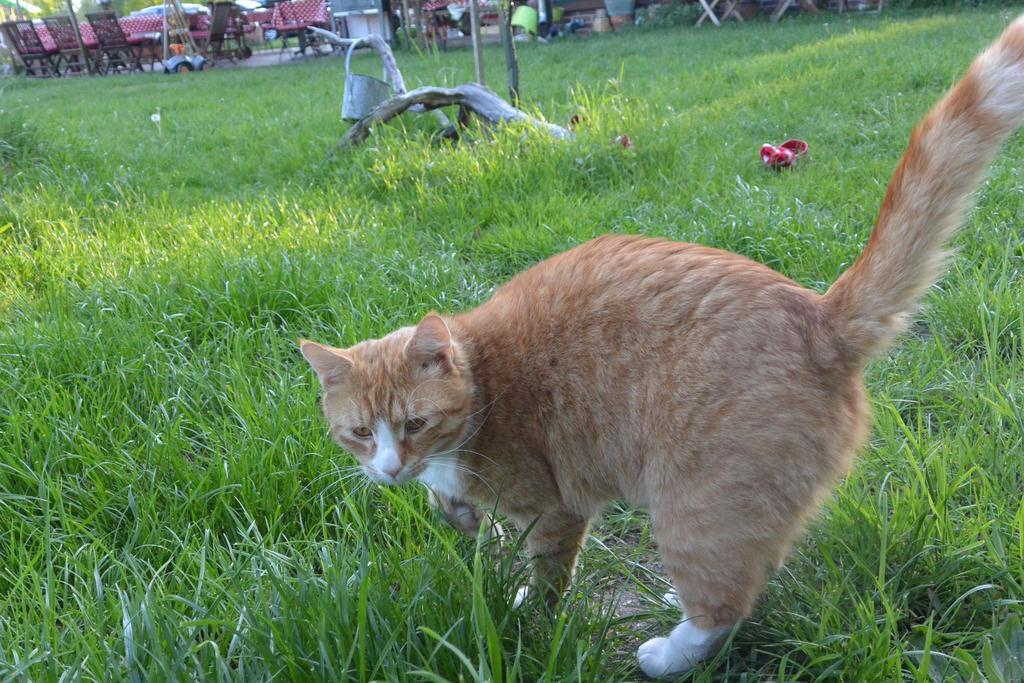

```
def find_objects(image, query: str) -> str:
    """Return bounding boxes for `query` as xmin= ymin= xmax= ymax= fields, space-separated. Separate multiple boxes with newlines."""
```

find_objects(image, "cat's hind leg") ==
xmin=636 ymin=542 xmax=754 ymax=678
xmin=636 ymin=389 xmax=864 ymax=677
xmin=637 ymin=496 xmax=805 ymax=678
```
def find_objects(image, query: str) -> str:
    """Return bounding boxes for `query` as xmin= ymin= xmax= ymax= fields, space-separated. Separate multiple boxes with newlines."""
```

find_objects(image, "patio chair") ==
xmin=42 ymin=16 xmax=91 ymax=75
xmin=193 ymin=2 xmax=251 ymax=62
xmin=85 ymin=12 xmax=145 ymax=74
xmin=0 ymin=20 xmax=60 ymax=77
xmin=118 ymin=15 xmax=167 ymax=67
xmin=272 ymin=0 xmax=329 ymax=60
xmin=420 ymin=0 xmax=450 ymax=51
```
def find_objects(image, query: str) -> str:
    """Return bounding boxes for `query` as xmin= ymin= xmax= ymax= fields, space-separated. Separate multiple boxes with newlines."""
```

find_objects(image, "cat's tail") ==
xmin=822 ymin=16 xmax=1024 ymax=361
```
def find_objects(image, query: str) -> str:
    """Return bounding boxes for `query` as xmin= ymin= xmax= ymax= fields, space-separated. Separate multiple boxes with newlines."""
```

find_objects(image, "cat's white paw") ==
xmin=637 ymin=635 xmax=702 ymax=678
xmin=512 ymin=585 xmax=530 ymax=608
xmin=662 ymin=590 xmax=681 ymax=608
xmin=638 ymin=636 xmax=677 ymax=678
xmin=637 ymin=621 xmax=722 ymax=678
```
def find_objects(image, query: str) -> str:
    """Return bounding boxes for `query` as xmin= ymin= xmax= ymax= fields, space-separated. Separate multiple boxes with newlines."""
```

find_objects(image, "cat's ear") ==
xmin=407 ymin=313 xmax=452 ymax=370
xmin=299 ymin=339 xmax=353 ymax=389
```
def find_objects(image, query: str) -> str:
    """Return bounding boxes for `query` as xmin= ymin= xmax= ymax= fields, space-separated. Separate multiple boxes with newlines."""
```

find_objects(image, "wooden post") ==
xmin=538 ymin=0 xmax=552 ymax=36
xmin=468 ymin=0 xmax=483 ymax=85
xmin=413 ymin=0 xmax=425 ymax=48
xmin=498 ymin=0 xmax=518 ymax=103
xmin=162 ymin=0 xmax=170 ymax=61
xmin=695 ymin=0 xmax=721 ymax=26
xmin=65 ymin=0 xmax=94 ymax=74
xmin=2 ymin=7 xmax=17 ymax=74
xmin=377 ymin=0 xmax=388 ymax=40
xmin=399 ymin=0 xmax=412 ymax=47
xmin=769 ymin=0 xmax=791 ymax=21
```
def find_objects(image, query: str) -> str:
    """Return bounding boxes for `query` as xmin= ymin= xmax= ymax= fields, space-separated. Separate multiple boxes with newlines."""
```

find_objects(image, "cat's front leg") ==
xmin=513 ymin=509 xmax=590 ymax=606
xmin=426 ymin=486 xmax=503 ymax=540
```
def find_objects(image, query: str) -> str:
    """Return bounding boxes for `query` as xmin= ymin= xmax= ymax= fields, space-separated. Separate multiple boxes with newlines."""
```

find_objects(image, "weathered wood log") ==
xmin=340 ymin=82 xmax=574 ymax=147
xmin=307 ymin=28 xmax=569 ymax=149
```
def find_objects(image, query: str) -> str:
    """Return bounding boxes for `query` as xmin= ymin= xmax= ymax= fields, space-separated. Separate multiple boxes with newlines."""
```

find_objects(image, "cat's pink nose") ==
xmin=381 ymin=464 xmax=401 ymax=479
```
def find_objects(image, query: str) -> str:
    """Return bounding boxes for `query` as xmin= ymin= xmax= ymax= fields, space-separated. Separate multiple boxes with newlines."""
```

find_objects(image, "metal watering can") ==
xmin=341 ymin=40 xmax=392 ymax=121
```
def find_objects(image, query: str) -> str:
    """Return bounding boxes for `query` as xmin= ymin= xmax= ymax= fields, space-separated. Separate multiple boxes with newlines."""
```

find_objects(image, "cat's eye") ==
xmin=352 ymin=426 xmax=372 ymax=438
xmin=405 ymin=417 xmax=427 ymax=433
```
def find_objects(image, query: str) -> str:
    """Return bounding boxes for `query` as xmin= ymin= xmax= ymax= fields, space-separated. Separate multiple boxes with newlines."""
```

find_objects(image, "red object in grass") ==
xmin=615 ymin=134 xmax=634 ymax=149
xmin=760 ymin=138 xmax=808 ymax=169
xmin=569 ymin=114 xmax=586 ymax=128
xmin=780 ymin=139 xmax=808 ymax=156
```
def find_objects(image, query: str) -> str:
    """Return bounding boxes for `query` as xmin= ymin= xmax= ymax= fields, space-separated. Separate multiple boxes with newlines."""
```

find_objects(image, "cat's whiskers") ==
xmin=409 ymin=396 xmax=448 ymax=418
xmin=464 ymin=389 xmax=506 ymax=423
xmin=318 ymin=471 xmax=367 ymax=495
xmin=424 ymin=455 xmax=498 ymax=498
xmin=429 ymin=429 xmax=499 ymax=467
xmin=318 ymin=471 xmax=372 ymax=499
xmin=300 ymin=464 xmax=363 ymax=493
xmin=427 ymin=391 xmax=505 ymax=463
xmin=409 ymin=378 xmax=453 ymax=411
xmin=302 ymin=464 xmax=368 ymax=497
xmin=308 ymin=463 xmax=361 ymax=483
xmin=433 ymin=447 xmax=500 ymax=474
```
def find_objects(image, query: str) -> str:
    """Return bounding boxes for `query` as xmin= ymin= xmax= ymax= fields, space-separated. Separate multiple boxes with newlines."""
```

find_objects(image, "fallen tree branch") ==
xmin=340 ymin=82 xmax=575 ymax=147
xmin=307 ymin=28 xmax=572 ymax=149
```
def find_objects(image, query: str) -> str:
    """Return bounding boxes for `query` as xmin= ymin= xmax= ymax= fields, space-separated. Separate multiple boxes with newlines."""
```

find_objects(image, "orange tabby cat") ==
xmin=300 ymin=19 xmax=1024 ymax=677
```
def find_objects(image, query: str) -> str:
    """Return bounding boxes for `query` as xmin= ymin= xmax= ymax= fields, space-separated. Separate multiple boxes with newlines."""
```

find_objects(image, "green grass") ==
xmin=2 ymin=8 xmax=1023 ymax=680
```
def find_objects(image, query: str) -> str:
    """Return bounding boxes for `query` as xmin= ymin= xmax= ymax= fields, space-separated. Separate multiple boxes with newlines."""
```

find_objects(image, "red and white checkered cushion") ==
xmin=248 ymin=8 xmax=275 ymax=25
xmin=36 ymin=23 xmax=99 ymax=50
xmin=79 ymin=22 xmax=98 ymax=46
xmin=10 ymin=21 xmax=56 ymax=54
xmin=421 ymin=0 xmax=489 ymax=12
xmin=36 ymin=25 xmax=57 ymax=52
xmin=119 ymin=16 xmax=164 ymax=39
xmin=272 ymin=0 xmax=329 ymax=29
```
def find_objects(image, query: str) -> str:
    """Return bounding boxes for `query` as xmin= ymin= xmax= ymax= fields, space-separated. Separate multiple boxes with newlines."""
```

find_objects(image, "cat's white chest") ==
xmin=417 ymin=458 xmax=464 ymax=499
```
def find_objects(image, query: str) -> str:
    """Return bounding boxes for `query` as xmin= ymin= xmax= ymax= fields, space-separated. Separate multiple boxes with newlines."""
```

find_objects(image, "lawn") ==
xmin=2 ymin=8 xmax=1023 ymax=681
